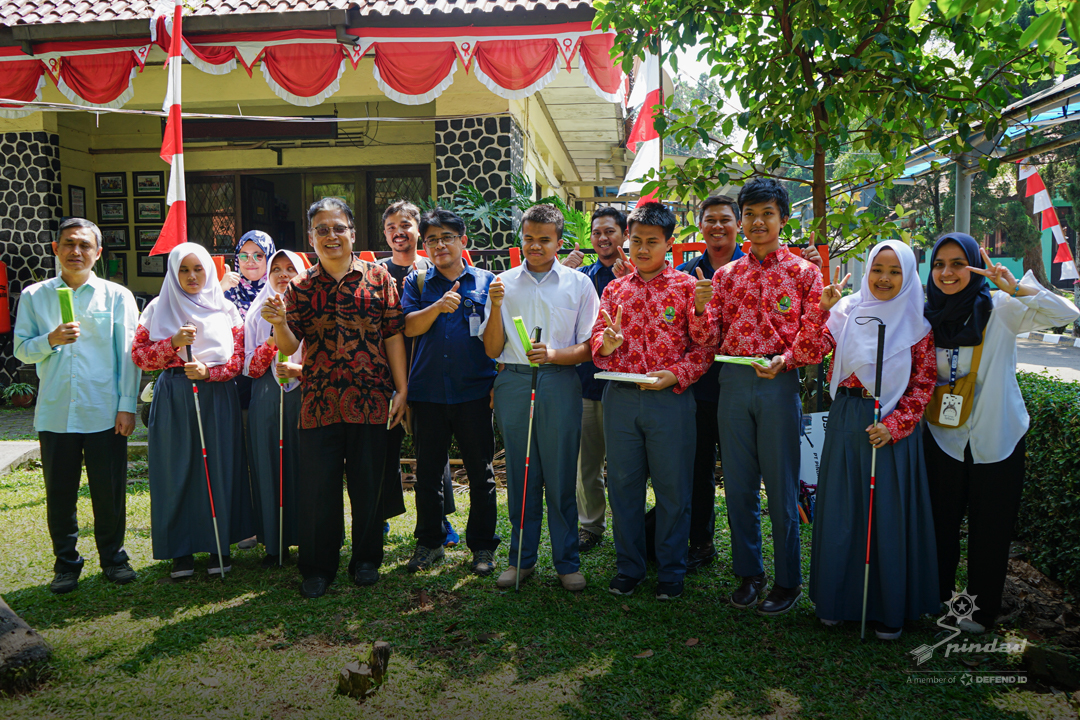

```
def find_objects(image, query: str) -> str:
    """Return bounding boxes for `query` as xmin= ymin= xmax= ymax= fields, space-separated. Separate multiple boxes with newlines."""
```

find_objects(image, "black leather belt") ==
xmin=837 ymin=386 xmax=874 ymax=399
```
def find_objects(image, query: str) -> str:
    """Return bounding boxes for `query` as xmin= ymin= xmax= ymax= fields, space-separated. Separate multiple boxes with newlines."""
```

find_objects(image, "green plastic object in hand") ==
xmin=714 ymin=354 xmax=769 ymax=368
xmin=57 ymin=287 xmax=75 ymax=324
xmin=277 ymin=349 xmax=289 ymax=386
xmin=512 ymin=316 xmax=537 ymax=367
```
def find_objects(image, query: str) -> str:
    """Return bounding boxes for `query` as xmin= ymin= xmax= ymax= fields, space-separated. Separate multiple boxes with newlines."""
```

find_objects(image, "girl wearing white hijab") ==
xmin=244 ymin=249 xmax=306 ymax=568
xmin=808 ymin=240 xmax=939 ymax=640
xmin=131 ymin=242 xmax=254 ymax=578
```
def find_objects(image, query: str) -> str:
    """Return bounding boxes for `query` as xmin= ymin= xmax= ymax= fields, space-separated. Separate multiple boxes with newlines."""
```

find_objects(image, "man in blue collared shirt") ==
xmin=562 ymin=207 xmax=630 ymax=553
xmin=402 ymin=209 xmax=500 ymax=577
xmin=14 ymin=218 xmax=141 ymax=594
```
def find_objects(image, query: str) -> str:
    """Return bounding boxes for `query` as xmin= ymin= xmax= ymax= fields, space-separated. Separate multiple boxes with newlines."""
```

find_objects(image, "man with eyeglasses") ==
xmin=401 ymin=209 xmax=501 ymax=576
xmin=377 ymin=201 xmax=458 ymax=548
xmin=262 ymin=197 xmax=409 ymax=599
xmin=569 ymin=207 xmax=631 ymax=553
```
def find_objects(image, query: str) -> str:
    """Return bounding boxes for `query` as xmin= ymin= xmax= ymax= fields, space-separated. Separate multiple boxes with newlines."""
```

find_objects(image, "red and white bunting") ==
xmin=1019 ymin=162 xmax=1078 ymax=281
xmin=151 ymin=0 xmax=187 ymax=257
xmin=618 ymin=50 xmax=661 ymax=203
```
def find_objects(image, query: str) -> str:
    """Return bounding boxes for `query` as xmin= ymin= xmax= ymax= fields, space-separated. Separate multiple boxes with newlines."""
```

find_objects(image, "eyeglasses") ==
xmin=423 ymin=234 xmax=462 ymax=248
xmin=312 ymin=224 xmax=353 ymax=238
xmin=237 ymin=252 xmax=265 ymax=262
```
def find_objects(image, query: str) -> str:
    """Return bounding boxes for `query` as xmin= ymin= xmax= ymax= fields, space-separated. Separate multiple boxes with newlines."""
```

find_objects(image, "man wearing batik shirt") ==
xmin=592 ymin=202 xmax=713 ymax=601
xmin=262 ymin=197 xmax=408 ymax=599
xmin=691 ymin=178 xmax=828 ymax=617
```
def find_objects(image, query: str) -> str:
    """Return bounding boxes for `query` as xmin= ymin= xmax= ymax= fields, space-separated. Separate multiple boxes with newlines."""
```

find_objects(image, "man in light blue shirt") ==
xmin=14 ymin=218 xmax=141 ymax=594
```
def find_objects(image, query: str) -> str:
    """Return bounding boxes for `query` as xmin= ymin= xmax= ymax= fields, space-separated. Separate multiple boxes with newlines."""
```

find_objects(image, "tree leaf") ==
xmin=908 ymin=0 xmax=930 ymax=25
xmin=634 ymin=649 xmax=654 ymax=659
xmin=1019 ymin=12 xmax=1059 ymax=48
xmin=686 ymin=638 xmax=700 ymax=647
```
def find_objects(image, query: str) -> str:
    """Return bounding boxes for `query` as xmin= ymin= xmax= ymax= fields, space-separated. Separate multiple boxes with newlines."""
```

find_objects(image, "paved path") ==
xmin=1016 ymin=337 xmax=1080 ymax=383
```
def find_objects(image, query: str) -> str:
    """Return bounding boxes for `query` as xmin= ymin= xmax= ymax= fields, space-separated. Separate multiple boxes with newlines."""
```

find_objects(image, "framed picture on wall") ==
xmin=135 ymin=200 xmax=164 ymax=222
xmin=69 ymin=185 xmax=86 ymax=217
xmin=137 ymin=252 xmax=166 ymax=277
xmin=133 ymin=171 xmax=164 ymax=196
xmin=105 ymin=252 xmax=128 ymax=285
xmin=97 ymin=199 xmax=128 ymax=224
xmin=100 ymin=226 xmax=129 ymax=250
xmin=96 ymin=172 xmax=127 ymax=197
xmin=135 ymin=226 xmax=161 ymax=249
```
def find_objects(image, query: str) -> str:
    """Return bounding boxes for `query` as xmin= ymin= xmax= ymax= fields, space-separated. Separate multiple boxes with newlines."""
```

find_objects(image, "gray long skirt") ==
xmin=247 ymin=371 xmax=301 ymax=553
xmin=808 ymin=393 xmax=939 ymax=627
xmin=148 ymin=368 xmax=255 ymax=559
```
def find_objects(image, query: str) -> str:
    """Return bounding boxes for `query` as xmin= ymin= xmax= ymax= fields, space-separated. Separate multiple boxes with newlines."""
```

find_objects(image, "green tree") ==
xmin=595 ymin=0 xmax=1071 ymax=255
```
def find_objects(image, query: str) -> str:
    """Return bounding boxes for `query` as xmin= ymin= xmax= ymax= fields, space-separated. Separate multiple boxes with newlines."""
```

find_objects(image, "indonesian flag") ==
xmin=618 ymin=50 xmax=661 ymax=203
xmin=1019 ymin=162 xmax=1079 ymax=281
xmin=151 ymin=0 xmax=187 ymax=256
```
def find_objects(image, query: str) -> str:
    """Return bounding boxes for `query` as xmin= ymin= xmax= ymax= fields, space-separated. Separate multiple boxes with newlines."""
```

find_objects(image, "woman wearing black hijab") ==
xmin=923 ymin=232 xmax=1078 ymax=633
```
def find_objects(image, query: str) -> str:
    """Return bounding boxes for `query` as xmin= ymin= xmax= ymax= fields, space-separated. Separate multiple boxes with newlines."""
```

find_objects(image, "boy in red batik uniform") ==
xmin=691 ymin=178 xmax=829 ymax=616
xmin=591 ymin=202 xmax=713 ymax=600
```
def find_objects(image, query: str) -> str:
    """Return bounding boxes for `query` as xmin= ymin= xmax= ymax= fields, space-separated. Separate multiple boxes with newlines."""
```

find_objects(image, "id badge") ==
xmin=469 ymin=311 xmax=481 ymax=337
xmin=937 ymin=393 xmax=963 ymax=427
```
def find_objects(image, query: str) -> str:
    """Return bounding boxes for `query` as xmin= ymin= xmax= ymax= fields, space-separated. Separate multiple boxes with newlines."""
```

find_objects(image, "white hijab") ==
xmin=244 ymin=249 xmax=306 ymax=392
xmin=139 ymin=242 xmax=240 ymax=366
xmin=826 ymin=240 xmax=931 ymax=418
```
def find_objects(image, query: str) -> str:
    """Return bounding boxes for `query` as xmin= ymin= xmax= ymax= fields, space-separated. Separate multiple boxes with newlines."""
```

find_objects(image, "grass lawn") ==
xmin=0 ymin=464 xmax=1076 ymax=720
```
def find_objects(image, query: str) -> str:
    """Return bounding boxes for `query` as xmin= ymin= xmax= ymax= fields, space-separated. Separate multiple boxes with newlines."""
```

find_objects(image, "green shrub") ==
xmin=1017 ymin=371 xmax=1080 ymax=596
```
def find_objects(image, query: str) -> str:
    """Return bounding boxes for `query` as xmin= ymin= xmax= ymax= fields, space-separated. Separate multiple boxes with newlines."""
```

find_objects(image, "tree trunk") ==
xmin=0 ymin=595 xmax=51 ymax=693
xmin=1023 ymin=241 xmax=1053 ymax=288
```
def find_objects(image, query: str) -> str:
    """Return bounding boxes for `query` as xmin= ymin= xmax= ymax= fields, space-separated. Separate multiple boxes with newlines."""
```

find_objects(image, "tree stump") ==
xmin=0 ymin=596 xmax=51 ymax=694
xmin=337 ymin=641 xmax=391 ymax=700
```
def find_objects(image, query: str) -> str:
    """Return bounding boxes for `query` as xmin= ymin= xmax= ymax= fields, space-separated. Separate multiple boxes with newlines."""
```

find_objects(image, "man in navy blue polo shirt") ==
xmin=563 ymin=207 xmax=630 ymax=552
xmin=402 ymin=209 xmax=501 ymax=576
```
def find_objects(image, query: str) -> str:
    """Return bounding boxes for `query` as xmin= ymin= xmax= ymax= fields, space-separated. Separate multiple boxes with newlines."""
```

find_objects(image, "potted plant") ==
xmin=3 ymin=383 xmax=37 ymax=408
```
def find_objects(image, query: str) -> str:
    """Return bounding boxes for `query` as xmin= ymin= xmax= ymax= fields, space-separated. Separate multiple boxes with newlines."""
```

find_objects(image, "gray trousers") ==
xmin=603 ymin=383 xmax=695 ymax=583
xmin=575 ymin=398 xmax=607 ymax=536
xmin=493 ymin=364 xmax=582 ymax=574
xmin=717 ymin=363 xmax=803 ymax=588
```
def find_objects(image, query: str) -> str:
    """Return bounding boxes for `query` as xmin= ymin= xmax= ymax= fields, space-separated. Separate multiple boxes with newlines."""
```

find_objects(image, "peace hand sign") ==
xmin=819 ymin=266 xmax=851 ymax=312
xmin=967 ymin=246 xmax=1021 ymax=293
xmin=599 ymin=305 xmax=624 ymax=356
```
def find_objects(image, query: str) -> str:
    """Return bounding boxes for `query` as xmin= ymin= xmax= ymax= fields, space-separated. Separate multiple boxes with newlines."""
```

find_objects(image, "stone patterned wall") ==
xmin=0 ymin=131 xmax=62 ymax=386
xmin=435 ymin=115 xmax=525 ymax=268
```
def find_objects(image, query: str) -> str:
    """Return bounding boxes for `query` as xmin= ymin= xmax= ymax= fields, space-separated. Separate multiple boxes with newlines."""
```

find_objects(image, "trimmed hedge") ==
xmin=1017 ymin=371 xmax=1080 ymax=596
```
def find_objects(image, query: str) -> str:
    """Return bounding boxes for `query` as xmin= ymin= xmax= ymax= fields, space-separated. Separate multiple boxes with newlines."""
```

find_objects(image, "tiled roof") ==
xmin=1 ymin=0 xmax=593 ymax=27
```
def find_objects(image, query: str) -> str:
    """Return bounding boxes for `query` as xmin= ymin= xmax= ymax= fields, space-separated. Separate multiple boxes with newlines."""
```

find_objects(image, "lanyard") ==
xmin=948 ymin=348 xmax=959 ymax=389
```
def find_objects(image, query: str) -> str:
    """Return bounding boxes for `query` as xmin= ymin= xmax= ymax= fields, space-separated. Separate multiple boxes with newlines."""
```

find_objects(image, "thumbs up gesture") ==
xmin=613 ymin=246 xmax=633 ymax=278
xmin=599 ymin=305 xmax=624 ymax=356
xmin=563 ymin=242 xmax=585 ymax=269
xmin=694 ymin=267 xmax=714 ymax=314
xmin=219 ymin=263 xmax=241 ymax=292
xmin=438 ymin=281 xmax=462 ymax=313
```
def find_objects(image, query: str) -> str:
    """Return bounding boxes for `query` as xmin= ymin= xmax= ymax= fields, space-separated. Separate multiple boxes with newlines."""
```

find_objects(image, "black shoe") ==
xmin=757 ymin=584 xmax=803 ymax=616
xmin=207 ymin=554 xmax=231 ymax=576
xmin=730 ymin=573 xmax=768 ymax=608
xmin=471 ymin=549 xmax=497 ymax=576
xmin=686 ymin=543 xmax=716 ymax=574
xmin=353 ymin=562 xmax=380 ymax=587
xmin=300 ymin=576 xmax=329 ymax=598
xmin=170 ymin=555 xmax=195 ymax=579
xmin=103 ymin=562 xmax=137 ymax=585
xmin=578 ymin=529 xmax=602 ymax=553
xmin=655 ymin=580 xmax=684 ymax=600
xmin=50 ymin=571 xmax=79 ymax=594
xmin=608 ymin=573 xmax=644 ymax=596
xmin=406 ymin=544 xmax=444 ymax=573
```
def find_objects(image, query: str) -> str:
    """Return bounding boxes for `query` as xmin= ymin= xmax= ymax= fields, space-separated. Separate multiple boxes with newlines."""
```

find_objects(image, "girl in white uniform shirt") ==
xmin=923 ymin=232 xmax=1079 ymax=633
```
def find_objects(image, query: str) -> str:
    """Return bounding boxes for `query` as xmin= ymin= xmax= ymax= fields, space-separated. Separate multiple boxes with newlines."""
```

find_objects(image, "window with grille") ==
xmin=187 ymin=175 xmax=236 ymax=253
xmin=367 ymin=169 xmax=429 ymax=244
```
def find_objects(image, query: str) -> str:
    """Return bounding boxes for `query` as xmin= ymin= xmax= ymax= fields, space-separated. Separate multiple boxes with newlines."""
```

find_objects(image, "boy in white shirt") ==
xmin=481 ymin=203 xmax=600 ymax=591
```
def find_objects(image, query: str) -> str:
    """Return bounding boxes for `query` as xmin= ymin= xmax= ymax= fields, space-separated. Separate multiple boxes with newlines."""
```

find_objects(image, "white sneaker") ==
xmin=496 ymin=566 xmax=534 ymax=589
xmin=958 ymin=618 xmax=986 ymax=634
xmin=819 ymin=618 xmax=842 ymax=627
